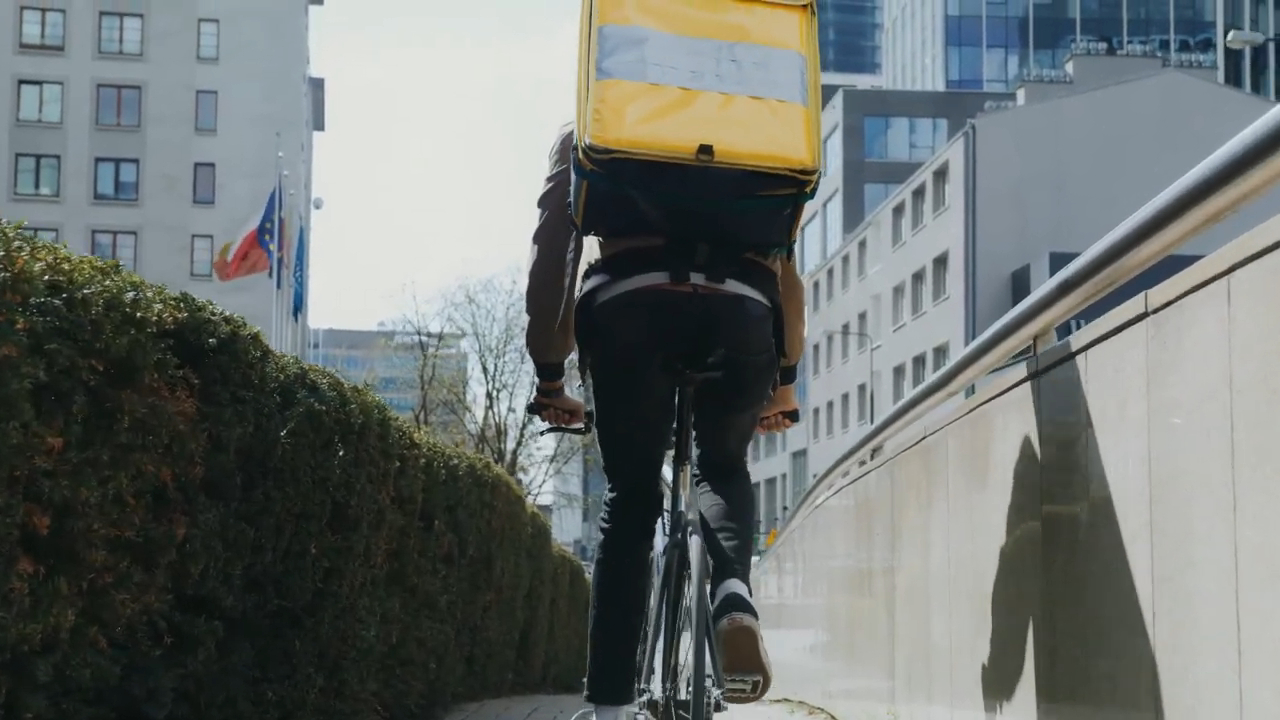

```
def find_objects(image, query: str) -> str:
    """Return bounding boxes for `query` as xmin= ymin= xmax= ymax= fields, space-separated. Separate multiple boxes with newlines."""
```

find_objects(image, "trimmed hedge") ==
xmin=0 ymin=223 xmax=589 ymax=720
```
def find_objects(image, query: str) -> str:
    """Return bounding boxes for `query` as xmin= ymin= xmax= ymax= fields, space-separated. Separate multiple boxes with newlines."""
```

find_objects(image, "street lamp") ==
xmin=1225 ymin=28 xmax=1272 ymax=51
xmin=823 ymin=326 xmax=877 ymax=426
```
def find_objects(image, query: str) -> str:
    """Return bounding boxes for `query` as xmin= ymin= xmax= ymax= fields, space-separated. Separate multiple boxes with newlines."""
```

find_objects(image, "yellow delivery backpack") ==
xmin=570 ymin=0 xmax=822 ymax=255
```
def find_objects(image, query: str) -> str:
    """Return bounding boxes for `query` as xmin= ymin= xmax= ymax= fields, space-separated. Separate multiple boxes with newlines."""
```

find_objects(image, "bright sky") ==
xmin=306 ymin=0 xmax=579 ymax=329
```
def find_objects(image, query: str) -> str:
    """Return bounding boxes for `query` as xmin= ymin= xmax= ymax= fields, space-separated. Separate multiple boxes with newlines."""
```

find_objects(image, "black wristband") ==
xmin=534 ymin=362 xmax=566 ymax=383
xmin=535 ymin=384 xmax=565 ymax=399
xmin=778 ymin=364 xmax=798 ymax=386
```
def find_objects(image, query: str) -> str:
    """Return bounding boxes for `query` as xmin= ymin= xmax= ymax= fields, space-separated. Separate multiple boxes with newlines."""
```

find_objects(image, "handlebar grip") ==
xmin=526 ymin=401 xmax=596 ymax=436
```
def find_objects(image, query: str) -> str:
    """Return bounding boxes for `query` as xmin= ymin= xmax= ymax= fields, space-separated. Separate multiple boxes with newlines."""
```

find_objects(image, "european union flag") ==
xmin=292 ymin=223 xmax=306 ymax=320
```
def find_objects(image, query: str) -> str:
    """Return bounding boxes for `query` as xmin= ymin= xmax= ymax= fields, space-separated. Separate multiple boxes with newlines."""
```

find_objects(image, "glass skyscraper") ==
xmin=1220 ymin=0 xmax=1279 ymax=97
xmin=883 ymin=0 xmax=1221 ymax=91
xmin=943 ymin=0 xmax=1217 ymax=90
xmin=819 ymin=0 xmax=884 ymax=75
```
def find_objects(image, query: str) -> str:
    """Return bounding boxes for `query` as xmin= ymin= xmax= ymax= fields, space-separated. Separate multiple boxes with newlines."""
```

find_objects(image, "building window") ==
xmin=195 ymin=90 xmax=218 ymax=131
xmin=911 ymin=268 xmax=926 ymax=316
xmin=191 ymin=235 xmax=214 ymax=277
xmin=825 ymin=267 xmax=835 ymax=301
xmin=932 ymin=252 xmax=949 ymax=302
xmin=822 ymin=127 xmax=842 ymax=178
xmin=13 ymin=154 xmax=60 ymax=197
xmin=825 ymin=335 xmax=834 ymax=369
xmin=823 ymin=193 xmax=842 ymax=257
xmin=197 ymin=19 xmax=220 ymax=60
xmin=801 ymin=216 xmax=822 ymax=273
xmin=892 ymin=364 xmax=907 ymax=404
xmin=932 ymin=343 xmax=950 ymax=372
xmin=811 ymin=279 xmax=820 ymax=310
xmin=840 ymin=392 xmax=850 ymax=430
xmin=870 ymin=293 xmax=883 ymax=339
xmin=19 ymin=7 xmax=65 ymax=50
xmin=891 ymin=282 xmax=906 ymax=327
xmin=932 ymin=164 xmax=949 ymax=213
xmin=891 ymin=202 xmax=905 ymax=247
xmin=811 ymin=343 xmax=820 ymax=377
xmin=910 ymin=184 xmax=927 ymax=230
xmin=864 ymin=116 xmax=949 ymax=161
xmin=99 ymin=13 xmax=144 ymax=56
xmin=812 ymin=407 xmax=820 ymax=440
xmin=96 ymin=85 xmax=142 ymax=128
xmin=840 ymin=322 xmax=850 ymax=360
xmin=751 ymin=436 xmax=761 ymax=463
xmin=912 ymin=353 xmax=927 ymax=388
xmin=193 ymin=163 xmax=216 ymax=205
xmin=840 ymin=254 xmax=851 ymax=290
xmin=16 ymin=80 xmax=63 ymax=124
xmin=825 ymin=400 xmax=834 ymax=437
xmin=764 ymin=431 xmax=778 ymax=458
xmin=91 ymin=230 xmax=137 ymax=271
xmin=863 ymin=182 xmax=900 ymax=217
xmin=856 ymin=312 xmax=869 ymax=351
xmin=94 ymin=158 xmax=140 ymax=202
xmin=856 ymin=383 xmax=868 ymax=424
xmin=856 ymin=237 xmax=867 ymax=277
xmin=24 ymin=227 xmax=59 ymax=244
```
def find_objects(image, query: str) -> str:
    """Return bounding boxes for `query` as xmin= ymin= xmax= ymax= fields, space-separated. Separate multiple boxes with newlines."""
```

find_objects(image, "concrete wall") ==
xmin=754 ymin=212 xmax=1280 ymax=719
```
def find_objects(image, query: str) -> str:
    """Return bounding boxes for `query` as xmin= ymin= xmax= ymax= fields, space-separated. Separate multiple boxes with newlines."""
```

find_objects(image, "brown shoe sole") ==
xmin=716 ymin=614 xmax=772 ymax=704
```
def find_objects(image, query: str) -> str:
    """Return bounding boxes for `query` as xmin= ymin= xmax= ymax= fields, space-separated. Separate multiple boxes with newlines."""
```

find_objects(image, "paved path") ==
xmin=444 ymin=695 xmax=837 ymax=720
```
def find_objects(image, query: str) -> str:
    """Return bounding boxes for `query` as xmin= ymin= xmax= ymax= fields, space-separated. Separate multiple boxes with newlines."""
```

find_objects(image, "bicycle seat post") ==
xmin=672 ymin=373 xmax=698 ymax=507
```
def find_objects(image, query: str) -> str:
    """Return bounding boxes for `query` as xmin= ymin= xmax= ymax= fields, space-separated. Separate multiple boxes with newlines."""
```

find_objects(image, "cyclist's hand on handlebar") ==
xmin=758 ymin=383 xmax=800 ymax=434
xmin=531 ymin=381 xmax=587 ymax=426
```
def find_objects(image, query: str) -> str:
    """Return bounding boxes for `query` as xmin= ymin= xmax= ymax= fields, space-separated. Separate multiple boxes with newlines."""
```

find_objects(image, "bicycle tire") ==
xmin=684 ymin=530 xmax=710 ymax=720
xmin=635 ymin=543 xmax=665 ymax=714
xmin=660 ymin=537 xmax=687 ymax=720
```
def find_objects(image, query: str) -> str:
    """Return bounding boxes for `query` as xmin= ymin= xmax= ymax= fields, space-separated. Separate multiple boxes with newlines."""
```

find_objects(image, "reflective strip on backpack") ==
xmin=594 ymin=24 xmax=810 ymax=107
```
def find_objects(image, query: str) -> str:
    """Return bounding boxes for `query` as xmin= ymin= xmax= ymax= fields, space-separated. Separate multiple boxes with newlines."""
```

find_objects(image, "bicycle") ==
xmin=528 ymin=365 xmax=799 ymax=720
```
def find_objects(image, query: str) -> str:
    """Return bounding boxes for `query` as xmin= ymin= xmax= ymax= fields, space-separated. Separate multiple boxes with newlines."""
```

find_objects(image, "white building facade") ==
xmin=750 ymin=58 xmax=1280 ymax=521
xmin=2 ymin=1 xmax=325 ymax=352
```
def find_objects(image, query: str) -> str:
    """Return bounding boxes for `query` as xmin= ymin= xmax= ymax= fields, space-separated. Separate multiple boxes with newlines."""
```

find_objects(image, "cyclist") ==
xmin=526 ymin=123 xmax=805 ymax=719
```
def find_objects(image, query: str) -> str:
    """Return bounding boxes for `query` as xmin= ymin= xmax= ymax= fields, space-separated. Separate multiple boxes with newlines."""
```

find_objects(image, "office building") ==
xmin=1221 ymin=0 xmax=1280 ymax=98
xmin=795 ymin=87 xmax=1013 ymax=279
xmin=881 ymin=0 xmax=1218 ymax=92
xmin=3 ymin=2 xmax=325 ymax=347
xmin=750 ymin=56 xmax=1280 ymax=508
xmin=310 ymin=327 xmax=468 ymax=432
xmin=818 ymin=0 xmax=884 ymax=77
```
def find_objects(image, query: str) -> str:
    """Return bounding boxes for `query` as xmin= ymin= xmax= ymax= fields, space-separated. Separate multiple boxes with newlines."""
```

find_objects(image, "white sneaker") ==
xmin=711 ymin=580 xmax=773 ymax=704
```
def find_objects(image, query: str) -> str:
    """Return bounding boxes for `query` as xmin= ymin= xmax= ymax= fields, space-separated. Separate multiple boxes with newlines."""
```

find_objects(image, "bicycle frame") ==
xmin=636 ymin=374 xmax=726 ymax=719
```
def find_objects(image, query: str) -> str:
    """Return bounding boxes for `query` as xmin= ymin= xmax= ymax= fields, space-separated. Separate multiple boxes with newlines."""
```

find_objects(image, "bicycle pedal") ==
xmin=723 ymin=674 xmax=765 ymax=699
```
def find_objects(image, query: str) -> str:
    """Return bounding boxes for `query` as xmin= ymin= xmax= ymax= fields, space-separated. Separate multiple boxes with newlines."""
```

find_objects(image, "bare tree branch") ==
xmin=399 ymin=267 xmax=591 ymax=502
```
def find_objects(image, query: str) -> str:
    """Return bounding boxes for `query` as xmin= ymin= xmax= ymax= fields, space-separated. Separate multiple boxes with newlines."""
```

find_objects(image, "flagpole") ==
xmin=294 ymin=211 xmax=303 ymax=358
xmin=272 ymin=134 xmax=283 ymax=351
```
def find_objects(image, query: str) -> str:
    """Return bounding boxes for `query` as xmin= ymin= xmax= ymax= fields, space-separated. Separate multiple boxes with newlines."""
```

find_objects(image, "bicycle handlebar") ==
xmin=525 ymin=405 xmax=799 ymax=438
xmin=525 ymin=401 xmax=596 ymax=436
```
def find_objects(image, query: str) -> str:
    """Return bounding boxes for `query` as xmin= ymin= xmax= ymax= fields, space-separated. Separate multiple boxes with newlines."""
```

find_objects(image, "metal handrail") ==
xmin=775 ymin=104 xmax=1280 ymax=545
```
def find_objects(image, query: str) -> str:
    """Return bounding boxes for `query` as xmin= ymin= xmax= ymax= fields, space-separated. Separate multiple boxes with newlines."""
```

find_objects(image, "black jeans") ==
xmin=579 ymin=289 xmax=778 ymax=706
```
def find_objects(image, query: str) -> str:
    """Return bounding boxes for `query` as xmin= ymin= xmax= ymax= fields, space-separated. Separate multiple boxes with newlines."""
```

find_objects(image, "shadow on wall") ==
xmin=980 ymin=354 xmax=1165 ymax=719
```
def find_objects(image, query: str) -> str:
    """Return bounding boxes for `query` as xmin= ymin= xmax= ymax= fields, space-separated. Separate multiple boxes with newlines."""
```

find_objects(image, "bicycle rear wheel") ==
xmin=684 ymin=530 xmax=710 ymax=720
xmin=664 ymin=527 xmax=710 ymax=720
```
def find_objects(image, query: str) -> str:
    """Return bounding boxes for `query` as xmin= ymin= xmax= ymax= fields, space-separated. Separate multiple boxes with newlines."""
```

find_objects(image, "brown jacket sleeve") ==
xmin=777 ymin=250 xmax=805 ymax=386
xmin=525 ymin=124 xmax=582 ymax=382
